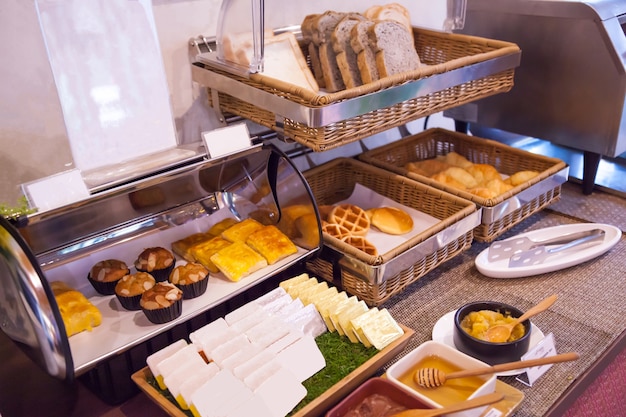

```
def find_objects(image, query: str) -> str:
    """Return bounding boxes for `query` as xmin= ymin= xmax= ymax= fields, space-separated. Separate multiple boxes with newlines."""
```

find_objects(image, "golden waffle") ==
xmin=322 ymin=222 xmax=352 ymax=240
xmin=221 ymin=218 xmax=264 ymax=243
xmin=246 ymin=225 xmax=298 ymax=265
xmin=341 ymin=235 xmax=378 ymax=256
xmin=210 ymin=241 xmax=268 ymax=282
xmin=328 ymin=204 xmax=370 ymax=236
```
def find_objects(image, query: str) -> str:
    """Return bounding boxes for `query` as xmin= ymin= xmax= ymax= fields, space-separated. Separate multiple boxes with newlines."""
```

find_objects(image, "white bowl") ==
xmin=386 ymin=340 xmax=497 ymax=417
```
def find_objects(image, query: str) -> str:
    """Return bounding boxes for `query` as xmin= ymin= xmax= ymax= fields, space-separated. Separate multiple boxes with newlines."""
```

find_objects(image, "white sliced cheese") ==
xmin=265 ymin=329 xmax=304 ymax=356
xmin=225 ymin=301 xmax=264 ymax=326
xmin=254 ymin=286 xmax=288 ymax=307
xmin=178 ymin=362 xmax=220 ymax=410
xmin=230 ymin=309 xmax=270 ymax=334
xmin=243 ymin=359 xmax=283 ymax=391
xmin=227 ymin=393 xmax=274 ymax=417
xmin=232 ymin=349 xmax=276 ymax=381
xmin=189 ymin=369 xmax=247 ymax=417
xmin=157 ymin=345 xmax=205 ymax=389
xmin=274 ymin=298 xmax=305 ymax=320
xmin=146 ymin=339 xmax=187 ymax=389
xmin=220 ymin=343 xmax=263 ymax=371
xmin=275 ymin=334 xmax=325 ymax=382
xmin=189 ymin=318 xmax=229 ymax=346
xmin=255 ymin=367 xmax=307 ymax=417
xmin=281 ymin=302 xmax=327 ymax=338
xmin=209 ymin=333 xmax=251 ymax=366
xmin=197 ymin=327 xmax=240 ymax=358
xmin=256 ymin=291 xmax=293 ymax=315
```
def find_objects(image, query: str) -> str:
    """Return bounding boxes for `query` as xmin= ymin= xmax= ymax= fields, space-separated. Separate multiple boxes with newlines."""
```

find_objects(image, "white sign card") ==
xmin=202 ymin=123 xmax=252 ymax=159
xmin=22 ymin=169 xmax=90 ymax=213
xmin=516 ymin=332 xmax=558 ymax=386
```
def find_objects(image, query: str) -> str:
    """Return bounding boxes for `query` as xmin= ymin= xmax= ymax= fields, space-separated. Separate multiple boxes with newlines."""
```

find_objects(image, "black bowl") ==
xmin=453 ymin=301 xmax=532 ymax=365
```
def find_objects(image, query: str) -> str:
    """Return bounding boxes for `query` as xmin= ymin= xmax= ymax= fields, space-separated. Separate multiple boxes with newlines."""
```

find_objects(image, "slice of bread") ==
xmin=350 ymin=20 xmax=380 ymax=84
xmin=301 ymin=14 xmax=325 ymax=88
xmin=332 ymin=15 xmax=366 ymax=89
xmin=311 ymin=11 xmax=347 ymax=93
xmin=369 ymin=20 xmax=421 ymax=78
xmin=364 ymin=2 xmax=413 ymax=41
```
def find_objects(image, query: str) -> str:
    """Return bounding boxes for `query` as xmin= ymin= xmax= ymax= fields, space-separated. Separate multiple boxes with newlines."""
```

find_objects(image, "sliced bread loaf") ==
xmin=311 ymin=11 xmax=347 ymax=93
xmin=369 ymin=20 xmax=420 ymax=78
xmin=332 ymin=15 xmax=366 ymax=89
xmin=350 ymin=20 xmax=380 ymax=84
xmin=364 ymin=2 xmax=413 ymax=41
xmin=301 ymin=14 xmax=325 ymax=88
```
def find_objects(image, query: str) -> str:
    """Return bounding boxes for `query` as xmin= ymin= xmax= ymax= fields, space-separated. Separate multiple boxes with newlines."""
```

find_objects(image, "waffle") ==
xmin=341 ymin=235 xmax=378 ymax=256
xmin=328 ymin=204 xmax=370 ymax=236
xmin=322 ymin=222 xmax=352 ymax=239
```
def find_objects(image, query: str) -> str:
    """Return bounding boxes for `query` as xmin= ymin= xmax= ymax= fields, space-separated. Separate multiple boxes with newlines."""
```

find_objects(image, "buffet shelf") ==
xmin=192 ymin=26 xmax=521 ymax=151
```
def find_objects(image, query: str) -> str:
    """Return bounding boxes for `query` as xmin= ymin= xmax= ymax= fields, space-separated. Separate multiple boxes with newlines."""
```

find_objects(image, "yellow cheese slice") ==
xmin=279 ymin=273 xmax=309 ymax=293
xmin=350 ymin=307 xmax=380 ymax=347
xmin=337 ymin=301 xmax=369 ymax=343
xmin=329 ymin=296 xmax=358 ymax=336
xmin=360 ymin=308 xmax=404 ymax=350
xmin=298 ymin=281 xmax=329 ymax=305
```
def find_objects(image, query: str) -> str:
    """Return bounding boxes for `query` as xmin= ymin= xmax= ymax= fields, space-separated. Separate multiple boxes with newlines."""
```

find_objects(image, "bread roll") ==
xmin=438 ymin=167 xmax=479 ymax=189
xmin=466 ymin=164 xmax=501 ymax=184
xmin=368 ymin=207 xmax=414 ymax=235
xmin=294 ymin=213 xmax=321 ymax=249
xmin=405 ymin=159 xmax=451 ymax=177
xmin=505 ymin=170 xmax=540 ymax=186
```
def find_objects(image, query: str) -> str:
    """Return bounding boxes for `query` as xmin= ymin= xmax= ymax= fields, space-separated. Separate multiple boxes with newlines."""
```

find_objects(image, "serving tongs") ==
xmin=488 ymin=228 xmax=605 ymax=262
xmin=508 ymin=228 xmax=606 ymax=267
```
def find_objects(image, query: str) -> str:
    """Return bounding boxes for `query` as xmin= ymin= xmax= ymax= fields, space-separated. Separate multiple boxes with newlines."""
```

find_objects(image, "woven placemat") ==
xmin=547 ymin=182 xmax=626 ymax=232
xmin=379 ymin=210 xmax=626 ymax=417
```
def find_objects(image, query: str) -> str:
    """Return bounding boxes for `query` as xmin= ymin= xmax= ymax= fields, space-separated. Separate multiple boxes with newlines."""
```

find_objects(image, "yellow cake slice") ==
xmin=50 ymin=281 xmax=102 ymax=337
xmin=207 ymin=217 xmax=239 ymax=237
xmin=246 ymin=225 xmax=298 ymax=265
xmin=221 ymin=218 xmax=264 ymax=243
xmin=190 ymin=236 xmax=233 ymax=273
xmin=171 ymin=232 xmax=214 ymax=262
xmin=210 ymin=241 xmax=268 ymax=282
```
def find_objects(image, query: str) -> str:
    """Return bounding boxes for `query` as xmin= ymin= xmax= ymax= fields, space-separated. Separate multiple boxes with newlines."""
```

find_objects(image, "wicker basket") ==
xmin=303 ymin=158 xmax=479 ymax=306
xmin=358 ymin=128 xmax=568 ymax=242
xmin=202 ymin=27 xmax=520 ymax=152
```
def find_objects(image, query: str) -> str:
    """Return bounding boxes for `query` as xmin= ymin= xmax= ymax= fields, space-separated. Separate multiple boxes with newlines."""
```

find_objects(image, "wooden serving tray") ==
xmin=132 ymin=324 xmax=414 ymax=417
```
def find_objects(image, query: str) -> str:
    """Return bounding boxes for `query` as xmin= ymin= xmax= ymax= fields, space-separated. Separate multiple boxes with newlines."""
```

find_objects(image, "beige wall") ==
xmin=0 ymin=0 xmax=447 ymax=206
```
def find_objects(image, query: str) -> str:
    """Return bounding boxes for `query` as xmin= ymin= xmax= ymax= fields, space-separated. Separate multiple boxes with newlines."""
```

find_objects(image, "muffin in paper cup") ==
xmin=114 ymin=272 xmax=156 ymax=311
xmin=135 ymin=247 xmax=176 ymax=282
xmin=169 ymin=262 xmax=210 ymax=299
xmin=141 ymin=282 xmax=183 ymax=324
xmin=87 ymin=259 xmax=129 ymax=295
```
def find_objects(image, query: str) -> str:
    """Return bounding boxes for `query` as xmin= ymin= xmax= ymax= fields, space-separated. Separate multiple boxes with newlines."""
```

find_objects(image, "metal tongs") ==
xmin=488 ymin=228 xmax=605 ymax=262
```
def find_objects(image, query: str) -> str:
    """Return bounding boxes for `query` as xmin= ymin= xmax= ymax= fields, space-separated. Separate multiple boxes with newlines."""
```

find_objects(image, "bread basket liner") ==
xmin=304 ymin=158 xmax=480 ymax=306
xmin=358 ymin=128 xmax=569 ymax=242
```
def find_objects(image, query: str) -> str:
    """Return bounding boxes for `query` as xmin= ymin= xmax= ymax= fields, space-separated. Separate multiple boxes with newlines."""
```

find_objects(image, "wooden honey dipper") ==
xmin=414 ymin=352 xmax=580 ymax=388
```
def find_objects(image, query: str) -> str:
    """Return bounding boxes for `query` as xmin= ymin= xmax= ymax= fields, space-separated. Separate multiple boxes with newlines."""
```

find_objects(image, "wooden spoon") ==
xmin=391 ymin=392 xmax=504 ymax=417
xmin=484 ymin=294 xmax=558 ymax=343
xmin=415 ymin=351 xmax=579 ymax=388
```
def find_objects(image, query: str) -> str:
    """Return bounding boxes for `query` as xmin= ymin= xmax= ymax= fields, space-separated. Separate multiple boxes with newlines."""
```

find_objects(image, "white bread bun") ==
xmin=368 ymin=206 xmax=414 ymax=235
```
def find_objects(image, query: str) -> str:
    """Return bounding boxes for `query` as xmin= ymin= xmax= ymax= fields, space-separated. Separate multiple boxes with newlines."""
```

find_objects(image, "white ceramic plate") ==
xmin=432 ymin=310 xmax=545 ymax=376
xmin=475 ymin=223 xmax=621 ymax=279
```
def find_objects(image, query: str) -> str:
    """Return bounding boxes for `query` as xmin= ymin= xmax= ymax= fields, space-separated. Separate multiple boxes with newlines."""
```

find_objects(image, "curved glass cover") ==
xmin=0 ymin=216 xmax=73 ymax=381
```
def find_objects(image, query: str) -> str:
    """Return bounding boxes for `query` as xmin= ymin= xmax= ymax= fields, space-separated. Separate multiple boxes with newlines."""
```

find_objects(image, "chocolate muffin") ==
xmin=169 ymin=262 xmax=209 ymax=299
xmin=134 ymin=247 xmax=176 ymax=282
xmin=140 ymin=282 xmax=183 ymax=324
xmin=88 ymin=259 xmax=130 ymax=295
xmin=114 ymin=272 xmax=156 ymax=310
